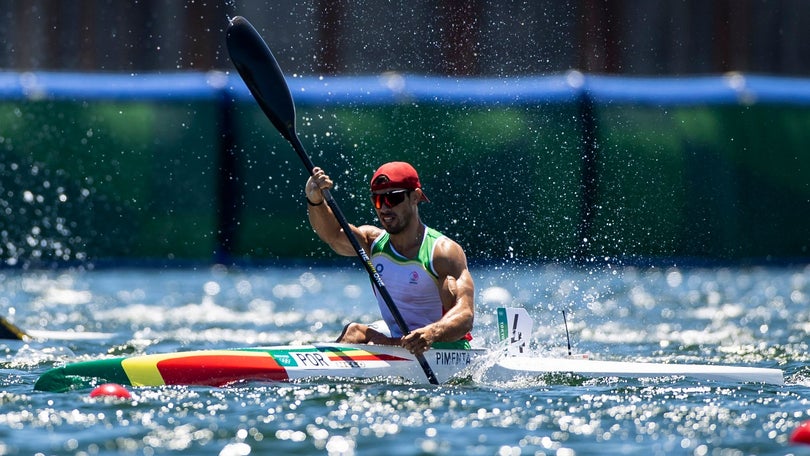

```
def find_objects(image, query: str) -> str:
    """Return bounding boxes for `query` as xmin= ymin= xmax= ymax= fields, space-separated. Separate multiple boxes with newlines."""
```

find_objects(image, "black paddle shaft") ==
xmin=225 ymin=16 xmax=439 ymax=384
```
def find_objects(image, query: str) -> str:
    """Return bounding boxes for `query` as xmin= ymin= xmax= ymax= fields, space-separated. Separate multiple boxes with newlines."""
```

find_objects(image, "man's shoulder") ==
xmin=357 ymin=224 xmax=386 ymax=250
xmin=425 ymin=226 xmax=461 ymax=247
xmin=359 ymin=224 xmax=385 ymax=239
xmin=425 ymin=225 xmax=445 ymax=240
xmin=426 ymin=228 xmax=466 ymax=261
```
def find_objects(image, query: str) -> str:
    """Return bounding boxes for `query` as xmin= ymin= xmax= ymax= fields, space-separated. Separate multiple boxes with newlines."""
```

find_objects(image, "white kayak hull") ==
xmin=489 ymin=354 xmax=785 ymax=385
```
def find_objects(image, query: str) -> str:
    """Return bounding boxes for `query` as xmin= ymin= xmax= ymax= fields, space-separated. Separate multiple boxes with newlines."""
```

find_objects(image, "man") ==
xmin=305 ymin=161 xmax=474 ymax=355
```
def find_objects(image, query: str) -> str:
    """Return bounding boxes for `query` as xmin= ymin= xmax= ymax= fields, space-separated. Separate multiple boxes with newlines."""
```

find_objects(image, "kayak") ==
xmin=33 ymin=308 xmax=784 ymax=392
xmin=33 ymin=344 xmax=470 ymax=392
xmin=33 ymin=341 xmax=784 ymax=393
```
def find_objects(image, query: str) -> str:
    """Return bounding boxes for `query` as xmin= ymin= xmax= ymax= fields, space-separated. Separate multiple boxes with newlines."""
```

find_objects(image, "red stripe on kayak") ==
xmin=156 ymin=354 xmax=288 ymax=386
xmin=326 ymin=353 xmax=410 ymax=362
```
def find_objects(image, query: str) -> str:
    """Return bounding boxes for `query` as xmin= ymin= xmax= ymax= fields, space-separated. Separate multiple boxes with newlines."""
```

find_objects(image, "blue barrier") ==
xmin=3 ymin=71 xmax=809 ymax=106
xmin=0 ymin=71 xmax=223 ymax=101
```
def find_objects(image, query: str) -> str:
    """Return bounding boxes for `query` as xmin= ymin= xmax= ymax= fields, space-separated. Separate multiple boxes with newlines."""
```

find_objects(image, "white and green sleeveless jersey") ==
xmin=369 ymin=225 xmax=444 ymax=338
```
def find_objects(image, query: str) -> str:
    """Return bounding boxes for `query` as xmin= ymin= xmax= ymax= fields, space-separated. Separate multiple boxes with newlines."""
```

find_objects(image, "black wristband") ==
xmin=306 ymin=196 xmax=324 ymax=206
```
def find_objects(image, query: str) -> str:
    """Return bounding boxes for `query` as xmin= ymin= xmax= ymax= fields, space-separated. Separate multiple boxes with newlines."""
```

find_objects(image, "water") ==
xmin=1 ymin=263 xmax=809 ymax=455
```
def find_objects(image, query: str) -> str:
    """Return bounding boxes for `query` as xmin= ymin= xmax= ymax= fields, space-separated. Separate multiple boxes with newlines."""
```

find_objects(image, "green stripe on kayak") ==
xmin=34 ymin=357 xmax=131 ymax=393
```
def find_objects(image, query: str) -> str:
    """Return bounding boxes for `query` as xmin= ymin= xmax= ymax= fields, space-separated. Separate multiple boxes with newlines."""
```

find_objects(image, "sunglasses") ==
xmin=371 ymin=189 xmax=411 ymax=209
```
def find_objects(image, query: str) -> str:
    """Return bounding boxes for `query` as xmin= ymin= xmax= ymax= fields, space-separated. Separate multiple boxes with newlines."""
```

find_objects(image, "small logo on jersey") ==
xmin=409 ymin=271 xmax=419 ymax=284
xmin=375 ymin=264 xmax=384 ymax=274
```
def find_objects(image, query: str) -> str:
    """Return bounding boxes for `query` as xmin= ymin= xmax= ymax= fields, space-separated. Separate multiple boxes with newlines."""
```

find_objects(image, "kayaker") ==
xmin=305 ymin=161 xmax=474 ymax=355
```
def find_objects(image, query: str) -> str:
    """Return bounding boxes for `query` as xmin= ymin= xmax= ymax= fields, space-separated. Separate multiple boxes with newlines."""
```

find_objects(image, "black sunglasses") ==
xmin=371 ymin=189 xmax=411 ymax=209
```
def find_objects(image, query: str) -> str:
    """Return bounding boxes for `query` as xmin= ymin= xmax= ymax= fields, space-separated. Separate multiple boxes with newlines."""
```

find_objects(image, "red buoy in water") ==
xmin=89 ymin=383 xmax=131 ymax=399
xmin=790 ymin=420 xmax=810 ymax=445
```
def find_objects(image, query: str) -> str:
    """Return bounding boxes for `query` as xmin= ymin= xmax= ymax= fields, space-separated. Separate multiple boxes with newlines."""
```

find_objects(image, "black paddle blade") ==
xmin=226 ymin=16 xmax=297 ymax=142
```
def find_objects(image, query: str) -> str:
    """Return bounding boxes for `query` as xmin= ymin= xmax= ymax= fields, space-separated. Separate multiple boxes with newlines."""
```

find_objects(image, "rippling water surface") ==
xmin=1 ymin=263 xmax=809 ymax=455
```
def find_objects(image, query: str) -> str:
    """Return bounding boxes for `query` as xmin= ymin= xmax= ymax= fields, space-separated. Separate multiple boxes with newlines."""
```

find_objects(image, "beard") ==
xmin=380 ymin=216 xmax=405 ymax=234
xmin=378 ymin=208 xmax=413 ymax=235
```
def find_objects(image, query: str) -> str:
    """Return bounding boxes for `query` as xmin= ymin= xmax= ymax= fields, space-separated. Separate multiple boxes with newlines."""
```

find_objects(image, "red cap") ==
xmin=370 ymin=162 xmax=430 ymax=202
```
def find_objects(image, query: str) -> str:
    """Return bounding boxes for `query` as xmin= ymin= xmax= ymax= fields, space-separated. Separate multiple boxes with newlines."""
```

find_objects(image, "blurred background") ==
xmin=0 ymin=0 xmax=808 ymax=267
xmin=2 ymin=0 xmax=808 ymax=75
